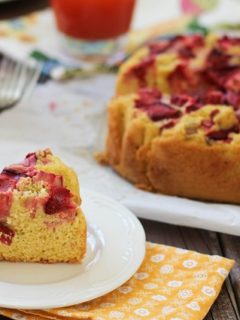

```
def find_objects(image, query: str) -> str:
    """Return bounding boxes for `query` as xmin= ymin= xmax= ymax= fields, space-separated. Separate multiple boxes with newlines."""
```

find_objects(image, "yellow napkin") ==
xmin=0 ymin=242 xmax=234 ymax=320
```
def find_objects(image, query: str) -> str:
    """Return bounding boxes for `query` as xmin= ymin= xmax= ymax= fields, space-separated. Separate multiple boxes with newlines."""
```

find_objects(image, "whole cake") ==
xmin=105 ymin=34 xmax=240 ymax=204
xmin=0 ymin=149 xmax=86 ymax=263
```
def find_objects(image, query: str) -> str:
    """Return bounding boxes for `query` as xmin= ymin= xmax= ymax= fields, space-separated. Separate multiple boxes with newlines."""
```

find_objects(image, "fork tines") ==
xmin=0 ymin=52 xmax=41 ymax=112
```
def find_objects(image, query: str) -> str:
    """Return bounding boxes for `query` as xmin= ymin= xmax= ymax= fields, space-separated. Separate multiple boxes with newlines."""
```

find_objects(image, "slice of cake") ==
xmin=0 ymin=149 xmax=86 ymax=263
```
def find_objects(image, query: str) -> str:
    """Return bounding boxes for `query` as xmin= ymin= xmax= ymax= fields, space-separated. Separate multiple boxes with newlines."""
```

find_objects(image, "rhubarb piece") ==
xmin=202 ymin=119 xmax=214 ymax=129
xmin=135 ymin=88 xmax=181 ymax=121
xmin=0 ymin=223 xmax=15 ymax=246
xmin=206 ymin=125 xmax=239 ymax=141
xmin=45 ymin=186 xmax=75 ymax=215
xmin=128 ymin=56 xmax=155 ymax=86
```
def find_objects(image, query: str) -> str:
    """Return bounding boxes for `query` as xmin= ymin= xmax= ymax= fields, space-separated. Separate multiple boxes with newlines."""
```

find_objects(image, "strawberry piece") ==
xmin=149 ymin=35 xmax=203 ymax=57
xmin=178 ymin=47 xmax=195 ymax=59
xmin=22 ymin=153 xmax=37 ymax=167
xmin=135 ymin=89 xmax=181 ymax=121
xmin=149 ymin=40 xmax=172 ymax=55
xmin=185 ymin=104 xmax=201 ymax=113
xmin=210 ymin=109 xmax=220 ymax=119
xmin=218 ymin=36 xmax=240 ymax=51
xmin=0 ymin=223 xmax=15 ymax=245
xmin=225 ymin=71 xmax=240 ymax=93
xmin=0 ymin=174 xmax=17 ymax=191
xmin=204 ymin=66 xmax=237 ymax=91
xmin=202 ymin=120 xmax=214 ymax=129
xmin=128 ymin=56 xmax=155 ymax=86
xmin=225 ymin=91 xmax=240 ymax=109
xmin=235 ymin=109 xmax=240 ymax=121
xmin=147 ymin=104 xmax=181 ymax=121
xmin=2 ymin=165 xmax=36 ymax=178
xmin=2 ymin=167 xmax=28 ymax=178
xmin=33 ymin=171 xmax=63 ymax=187
xmin=45 ymin=186 xmax=75 ymax=215
xmin=207 ymin=48 xmax=230 ymax=69
xmin=205 ymin=91 xmax=224 ymax=104
xmin=207 ymin=125 xmax=239 ymax=141
xmin=171 ymin=94 xmax=198 ymax=107
xmin=0 ymin=173 xmax=17 ymax=221
xmin=136 ymin=88 xmax=162 ymax=108
xmin=168 ymin=64 xmax=200 ymax=94
xmin=161 ymin=119 xmax=178 ymax=131
xmin=0 ymin=192 xmax=12 ymax=221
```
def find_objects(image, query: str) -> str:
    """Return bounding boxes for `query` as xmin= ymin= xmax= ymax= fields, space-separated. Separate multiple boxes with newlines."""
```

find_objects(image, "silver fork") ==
xmin=0 ymin=53 xmax=41 ymax=113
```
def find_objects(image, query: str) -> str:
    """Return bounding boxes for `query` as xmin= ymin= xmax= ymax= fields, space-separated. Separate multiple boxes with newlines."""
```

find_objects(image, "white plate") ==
xmin=0 ymin=189 xmax=146 ymax=310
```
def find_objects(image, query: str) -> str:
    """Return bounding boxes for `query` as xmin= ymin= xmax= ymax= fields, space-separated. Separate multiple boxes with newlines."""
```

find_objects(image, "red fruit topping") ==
xmin=24 ymin=153 xmax=37 ymax=166
xmin=178 ymin=47 xmax=195 ymax=59
xmin=218 ymin=36 xmax=240 ymax=50
xmin=0 ymin=192 xmax=12 ymax=221
xmin=160 ymin=119 xmax=178 ymax=131
xmin=149 ymin=34 xmax=203 ymax=56
xmin=0 ymin=223 xmax=15 ymax=245
xmin=207 ymin=125 xmax=239 ymax=141
xmin=210 ymin=109 xmax=220 ymax=119
xmin=128 ymin=35 xmax=204 ymax=86
xmin=148 ymin=36 xmax=184 ymax=55
xmin=223 ymin=138 xmax=233 ymax=144
xmin=207 ymin=130 xmax=229 ymax=140
xmin=182 ymin=34 xmax=204 ymax=48
xmin=225 ymin=71 xmax=240 ymax=93
xmin=147 ymin=104 xmax=181 ymax=121
xmin=207 ymin=48 xmax=230 ymax=69
xmin=0 ymin=173 xmax=17 ymax=221
xmin=138 ymin=87 xmax=162 ymax=99
xmin=202 ymin=119 xmax=214 ymax=129
xmin=176 ymin=35 xmax=204 ymax=59
xmin=135 ymin=88 xmax=181 ymax=121
xmin=225 ymin=91 xmax=240 ymax=109
xmin=2 ymin=165 xmax=36 ymax=178
xmin=205 ymin=91 xmax=224 ymax=104
xmin=33 ymin=171 xmax=63 ymax=187
xmin=136 ymin=88 xmax=162 ymax=107
xmin=185 ymin=104 xmax=201 ymax=113
xmin=45 ymin=186 xmax=75 ymax=215
xmin=169 ymin=64 xmax=199 ymax=94
xmin=0 ymin=174 xmax=17 ymax=191
xmin=2 ymin=167 xmax=27 ymax=178
xmin=22 ymin=153 xmax=37 ymax=167
xmin=149 ymin=40 xmax=172 ymax=55
xmin=171 ymin=94 xmax=197 ymax=107
xmin=204 ymin=66 xmax=237 ymax=91
xmin=128 ymin=56 xmax=155 ymax=86
xmin=235 ymin=109 xmax=240 ymax=121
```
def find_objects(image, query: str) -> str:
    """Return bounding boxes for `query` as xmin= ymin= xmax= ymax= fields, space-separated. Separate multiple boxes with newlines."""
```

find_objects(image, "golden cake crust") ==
xmin=106 ymin=104 xmax=240 ymax=203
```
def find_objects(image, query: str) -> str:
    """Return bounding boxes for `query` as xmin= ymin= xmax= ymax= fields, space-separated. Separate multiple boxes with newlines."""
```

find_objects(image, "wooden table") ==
xmin=0 ymin=1 xmax=239 ymax=319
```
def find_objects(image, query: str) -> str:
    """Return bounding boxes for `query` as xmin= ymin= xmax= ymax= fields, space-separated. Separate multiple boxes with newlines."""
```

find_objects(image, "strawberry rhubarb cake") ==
xmin=104 ymin=34 xmax=240 ymax=204
xmin=0 ymin=149 xmax=86 ymax=263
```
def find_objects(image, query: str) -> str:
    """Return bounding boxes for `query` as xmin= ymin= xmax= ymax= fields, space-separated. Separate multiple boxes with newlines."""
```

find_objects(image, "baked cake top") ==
xmin=117 ymin=34 xmax=240 ymax=96
xmin=114 ymin=34 xmax=240 ymax=145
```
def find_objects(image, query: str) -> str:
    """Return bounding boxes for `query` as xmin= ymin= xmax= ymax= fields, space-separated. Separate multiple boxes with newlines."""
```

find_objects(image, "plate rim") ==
xmin=0 ymin=188 xmax=146 ymax=310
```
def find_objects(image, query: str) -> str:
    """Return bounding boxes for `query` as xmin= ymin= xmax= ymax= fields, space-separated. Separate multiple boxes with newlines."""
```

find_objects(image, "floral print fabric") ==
xmin=0 ymin=242 xmax=234 ymax=320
